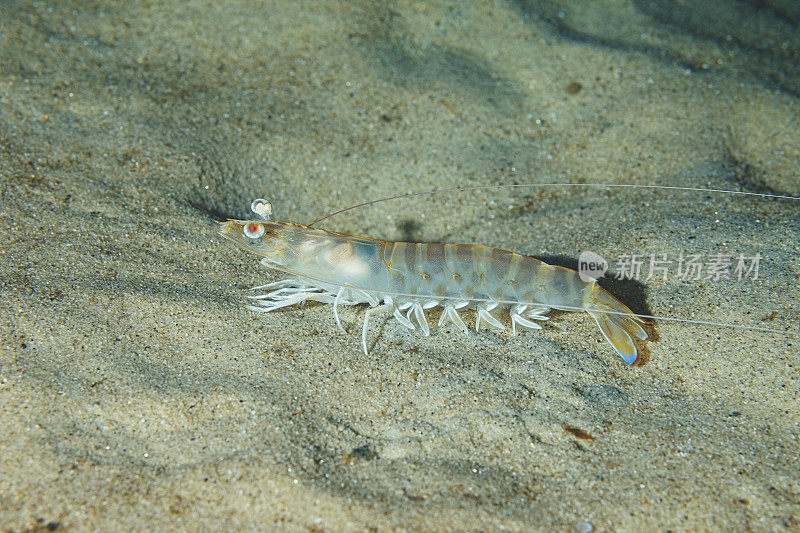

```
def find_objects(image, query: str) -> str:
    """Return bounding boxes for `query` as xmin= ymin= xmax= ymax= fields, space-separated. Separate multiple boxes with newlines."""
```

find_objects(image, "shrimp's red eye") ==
xmin=243 ymin=222 xmax=265 ymax=239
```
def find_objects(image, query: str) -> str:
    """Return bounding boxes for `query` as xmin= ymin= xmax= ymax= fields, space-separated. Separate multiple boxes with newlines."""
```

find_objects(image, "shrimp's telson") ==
xmin=219 ymin=200 xmax=649 ymax=364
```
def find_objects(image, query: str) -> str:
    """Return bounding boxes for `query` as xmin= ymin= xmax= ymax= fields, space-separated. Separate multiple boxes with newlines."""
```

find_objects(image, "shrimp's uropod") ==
xmin=219 ymin=199 xmax=649 ymax=364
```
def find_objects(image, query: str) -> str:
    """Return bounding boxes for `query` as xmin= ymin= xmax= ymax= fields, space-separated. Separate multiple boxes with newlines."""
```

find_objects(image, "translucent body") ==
xmin=219 ymin=202 xmax=649 ymax=364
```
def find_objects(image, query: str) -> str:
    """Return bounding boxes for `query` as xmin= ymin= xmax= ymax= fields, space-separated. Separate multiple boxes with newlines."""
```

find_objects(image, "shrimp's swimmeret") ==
xmin=219 ymin=199 xmax=649 ymax=364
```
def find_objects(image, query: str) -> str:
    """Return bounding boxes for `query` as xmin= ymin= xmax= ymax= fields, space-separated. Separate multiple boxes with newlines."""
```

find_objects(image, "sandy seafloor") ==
xmin=1 ymin=1 xmax=800 ymax=531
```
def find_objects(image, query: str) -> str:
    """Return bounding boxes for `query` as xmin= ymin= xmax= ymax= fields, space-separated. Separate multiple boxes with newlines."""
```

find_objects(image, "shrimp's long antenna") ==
xmin=308 ymin=183 xmax=800 ymax=225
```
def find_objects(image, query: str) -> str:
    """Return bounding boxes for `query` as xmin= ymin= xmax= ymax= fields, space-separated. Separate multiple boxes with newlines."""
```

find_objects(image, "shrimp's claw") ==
xmin=586 ymin=285 xmax=649 ymax=365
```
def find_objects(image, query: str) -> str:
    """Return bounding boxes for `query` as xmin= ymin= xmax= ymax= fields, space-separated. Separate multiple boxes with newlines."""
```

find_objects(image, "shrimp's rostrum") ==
xmin=219 ymin=200 xmax=649 ymax=364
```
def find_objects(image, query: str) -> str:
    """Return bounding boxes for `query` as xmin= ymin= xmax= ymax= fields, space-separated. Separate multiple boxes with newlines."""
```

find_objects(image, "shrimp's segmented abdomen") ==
xmin=384 ymin=242 xmax=588 ymax=310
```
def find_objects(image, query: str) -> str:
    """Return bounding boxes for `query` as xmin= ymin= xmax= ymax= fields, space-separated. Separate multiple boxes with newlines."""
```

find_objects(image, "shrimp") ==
xmin=219 ymin=199 xmax=649 ymax=364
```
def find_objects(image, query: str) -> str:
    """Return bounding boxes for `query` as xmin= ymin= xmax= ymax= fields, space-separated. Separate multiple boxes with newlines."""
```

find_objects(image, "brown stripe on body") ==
xmin=446 ymin=243 xmax=483 ymax=285
xmin=508 ymin=253 xmax=537 ymax=290
xmin=467 ymin=244 xmax=488 ymax=288
xmin=507 ymin=252 xmax=523 ymax=285
xmin=450 ymin=243 xmax=477 ymax=263
xmin=401 ymin=243 xmax=421 ymax=292
xmin=423 ymin=243 xmax=447 ymax=277
xmin=394 ymin=242 xmax=414 ymax=274
xmin=438 ymin=244 xmax=483 ymax=298
xmin=479 ymin=246 xmax=511 ymax=300
xmin=502 ymin=251 xmax=524 ymax=299
xmin=528 ymin=263 xmax=586 ymax=307
xmin=538 ymin=262 xmax=558 ymax=296
xmin=515 ymin=258 xmax=556 ymax=303
xmin=554 ymin=264 xmax=589 ymax=304
xmin=443 ymin=244 xmax=466 ymax=297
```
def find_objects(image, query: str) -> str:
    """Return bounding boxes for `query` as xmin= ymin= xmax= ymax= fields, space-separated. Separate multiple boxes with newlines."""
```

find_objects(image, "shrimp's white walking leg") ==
xmin=333 ymin=286 xmax=347 ymax=334
xmin=411 ymin=303 xmax=431 ymax=336
xmin=438 ymin=304 xmax=469 ymax=334
xmin=476 ymin=305 xmax=504 ymax=332
xmin=362 ymin=303 xmax=391 ymax=355
xmin=247 ymin=288 xmax=330 ymax=312
xmin=393 ymin=307 xmax=415 ymax=330
xmin=510 ymin=304 xmax=550 ymax=335
xmin=382 ymin=297 xmax=413 ymax=330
